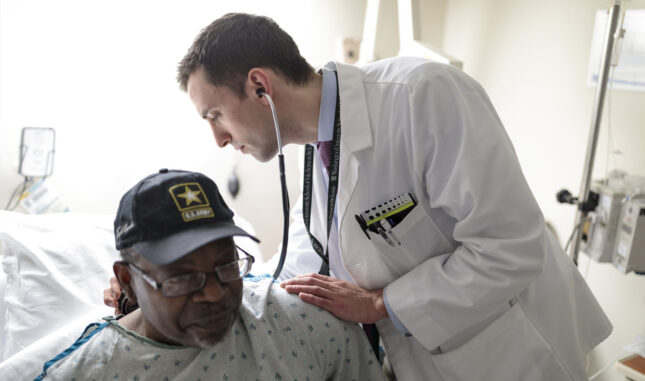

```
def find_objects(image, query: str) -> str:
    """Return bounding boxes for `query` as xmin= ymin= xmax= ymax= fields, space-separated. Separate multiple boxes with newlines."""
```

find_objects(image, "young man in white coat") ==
xmin=172 ymin=13 xmax=612 ymax=380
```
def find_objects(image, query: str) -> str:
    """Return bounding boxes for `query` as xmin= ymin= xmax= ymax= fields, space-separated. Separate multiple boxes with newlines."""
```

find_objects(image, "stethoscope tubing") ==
xmin=262 ymin=93 xmax=289 ymax=279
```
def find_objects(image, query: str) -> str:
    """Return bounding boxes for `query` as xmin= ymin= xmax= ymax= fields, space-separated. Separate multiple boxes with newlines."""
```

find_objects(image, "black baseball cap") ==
xmin=114 ymin=169 xmax=259 ymax=265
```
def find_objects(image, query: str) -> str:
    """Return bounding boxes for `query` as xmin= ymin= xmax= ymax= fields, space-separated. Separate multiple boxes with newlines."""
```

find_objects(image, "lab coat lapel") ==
xmin=334 ymin=62 xmax=373 ymax=254
xmin=308 ymin=62 xmax=373 ymax=267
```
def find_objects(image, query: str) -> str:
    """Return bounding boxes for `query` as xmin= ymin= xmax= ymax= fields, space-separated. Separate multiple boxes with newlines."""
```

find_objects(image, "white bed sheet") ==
xmin=0 ymin=211 xmax=118 ymax=366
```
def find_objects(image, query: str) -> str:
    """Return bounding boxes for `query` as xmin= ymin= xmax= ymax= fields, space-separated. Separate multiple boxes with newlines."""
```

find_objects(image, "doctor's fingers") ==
xmin=290 ymin=272 xmax=335 ymax=282
xmin=103 ymin=287 xmax=122 ymax=315
xmin=103 ymin=277 xmax=122 ymax=308
xmin=280 ymin=273 xmax=337 ymax=288
xmin=102 ymin=287 xmax=114 ymax=307
xmin=282 ymin=283 xmax=337 ymax=300
xmin=297 ymin=292 xmax=350 ymax=318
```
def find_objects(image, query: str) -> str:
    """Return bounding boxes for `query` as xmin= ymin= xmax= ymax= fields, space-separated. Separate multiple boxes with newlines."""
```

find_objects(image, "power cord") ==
xmin=3 ymin=177 xmax=30 ymax=211
xmin=564 ymin=221 xmax=583 ymax=253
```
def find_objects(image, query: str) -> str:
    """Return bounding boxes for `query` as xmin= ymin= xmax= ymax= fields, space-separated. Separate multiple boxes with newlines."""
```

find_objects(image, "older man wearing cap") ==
xmin=35 ymin=169 xmax=384 ymax=381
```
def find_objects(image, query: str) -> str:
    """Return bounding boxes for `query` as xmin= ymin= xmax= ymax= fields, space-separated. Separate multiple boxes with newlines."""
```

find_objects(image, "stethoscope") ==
xmin=256 ymin=88 xmax=289 ymax=279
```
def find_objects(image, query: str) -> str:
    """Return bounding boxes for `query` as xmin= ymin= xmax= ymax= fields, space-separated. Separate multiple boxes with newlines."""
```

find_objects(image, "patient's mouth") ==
xmin=182 ymin=309 xmax=235 ymax=331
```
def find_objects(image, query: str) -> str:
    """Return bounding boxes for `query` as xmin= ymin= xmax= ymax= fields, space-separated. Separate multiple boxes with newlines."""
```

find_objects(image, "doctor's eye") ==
xmin=207 ymin=112 xmax=221 ymax=122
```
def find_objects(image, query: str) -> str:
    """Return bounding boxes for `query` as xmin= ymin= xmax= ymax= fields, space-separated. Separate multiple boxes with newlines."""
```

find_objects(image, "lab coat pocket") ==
xmin=372 ymin=205 xmax=453 ymax=276
xmin=431 ymin=303 xmax=571 ymax=381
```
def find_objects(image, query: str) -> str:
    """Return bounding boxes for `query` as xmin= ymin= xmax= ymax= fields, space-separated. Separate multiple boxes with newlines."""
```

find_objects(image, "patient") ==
xmin=36 ymin=169 xmax=384 ymax=380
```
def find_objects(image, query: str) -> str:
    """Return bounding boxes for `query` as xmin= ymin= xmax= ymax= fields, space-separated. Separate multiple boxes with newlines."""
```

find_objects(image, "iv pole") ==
xmin=570 ymin=0 xmax=623 ymax=264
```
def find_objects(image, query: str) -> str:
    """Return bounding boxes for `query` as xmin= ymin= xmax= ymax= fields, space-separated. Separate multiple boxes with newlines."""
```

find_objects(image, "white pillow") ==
xmin=0 ymin=211 xmax=119 ymax=360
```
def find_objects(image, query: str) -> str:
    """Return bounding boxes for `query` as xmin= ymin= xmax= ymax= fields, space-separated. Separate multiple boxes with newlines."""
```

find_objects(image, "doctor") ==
xmin=173 ymin=13 xmax=612 ymax=381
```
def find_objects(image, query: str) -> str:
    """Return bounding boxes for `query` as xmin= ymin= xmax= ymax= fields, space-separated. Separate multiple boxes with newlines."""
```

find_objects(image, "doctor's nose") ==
xmin=209 ymin=123 xmax=231 ymax=148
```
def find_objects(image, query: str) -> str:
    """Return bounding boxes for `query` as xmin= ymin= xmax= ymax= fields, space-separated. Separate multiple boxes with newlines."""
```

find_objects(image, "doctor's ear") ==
xmin=247 ymin=68 xmax=271 ymax=103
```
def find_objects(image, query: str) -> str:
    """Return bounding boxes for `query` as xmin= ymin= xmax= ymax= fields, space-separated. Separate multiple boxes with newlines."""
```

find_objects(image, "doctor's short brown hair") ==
xmin=177 ymin=13 xmax=315 ymax=97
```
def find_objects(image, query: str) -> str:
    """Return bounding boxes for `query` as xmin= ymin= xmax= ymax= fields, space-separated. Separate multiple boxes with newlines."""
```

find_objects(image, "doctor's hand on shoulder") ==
xmin=103 ymin=276 xmax=138 ymax=316
xmin=103 ymin=276 xmax=123 ymax=315
xmin=281 ymin=273 xmax=388 ymax=324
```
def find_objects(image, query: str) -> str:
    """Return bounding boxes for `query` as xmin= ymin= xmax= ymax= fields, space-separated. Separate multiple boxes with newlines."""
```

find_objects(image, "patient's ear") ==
xmin=113 ymin=262 xmax=138 ymax=304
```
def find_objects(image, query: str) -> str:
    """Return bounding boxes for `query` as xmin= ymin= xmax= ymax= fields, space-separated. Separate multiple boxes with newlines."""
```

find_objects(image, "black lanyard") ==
xmin=302 ymin=87 xmax=341 ymax=276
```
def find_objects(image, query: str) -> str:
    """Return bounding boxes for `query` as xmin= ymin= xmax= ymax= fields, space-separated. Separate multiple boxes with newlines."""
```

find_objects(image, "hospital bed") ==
xmin=0 ymin=210 xmax=262 ymax=380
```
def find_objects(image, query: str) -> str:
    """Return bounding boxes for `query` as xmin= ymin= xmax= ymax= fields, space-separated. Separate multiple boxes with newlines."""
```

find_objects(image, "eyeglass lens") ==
xmin=161 ymin=257 xmax=252 ymax=297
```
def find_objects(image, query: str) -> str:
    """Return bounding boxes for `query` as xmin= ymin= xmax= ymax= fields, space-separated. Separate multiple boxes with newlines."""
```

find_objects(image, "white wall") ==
xmin=440 ymin=1 xmax=645 ymax=380
xmin=0 ymin=0 xmax=367 ymax=259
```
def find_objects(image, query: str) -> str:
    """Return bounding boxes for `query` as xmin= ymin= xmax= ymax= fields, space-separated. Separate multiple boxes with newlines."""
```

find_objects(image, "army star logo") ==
xmin=177 ymin=186 xmax=201 ymax=206
xmin=169 ymin=182 xmax=214 ymax=222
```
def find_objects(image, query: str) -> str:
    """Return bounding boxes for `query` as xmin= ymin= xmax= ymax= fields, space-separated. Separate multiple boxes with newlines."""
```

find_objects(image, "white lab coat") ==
xmin=264 ymin=57 xmax=612 ymax=381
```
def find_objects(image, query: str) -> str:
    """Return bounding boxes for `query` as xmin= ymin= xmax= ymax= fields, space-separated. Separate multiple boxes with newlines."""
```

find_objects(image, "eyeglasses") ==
xmin=127 ymin=245 xmax=254 ymax=298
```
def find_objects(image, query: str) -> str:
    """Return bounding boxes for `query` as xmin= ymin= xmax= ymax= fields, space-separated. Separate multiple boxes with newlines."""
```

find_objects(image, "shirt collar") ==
xmin=317 ymin=65 xmax=337 ymax=143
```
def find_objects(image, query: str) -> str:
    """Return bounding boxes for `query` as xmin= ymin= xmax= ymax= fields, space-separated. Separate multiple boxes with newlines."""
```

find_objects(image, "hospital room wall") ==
xmin=440 ymin=0 xmax=645 ymax=380
xmin=0 ymin=0 xmax=367 ymax=259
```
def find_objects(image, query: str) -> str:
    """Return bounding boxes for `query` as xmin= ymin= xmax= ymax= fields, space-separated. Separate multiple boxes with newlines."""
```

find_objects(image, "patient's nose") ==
xmin=191 ymin=275 xmax=226 ymax=303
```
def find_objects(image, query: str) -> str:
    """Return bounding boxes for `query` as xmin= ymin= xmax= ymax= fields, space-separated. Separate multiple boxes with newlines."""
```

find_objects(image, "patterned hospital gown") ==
xmin=36 ymin=276 xmax=384 ymax=381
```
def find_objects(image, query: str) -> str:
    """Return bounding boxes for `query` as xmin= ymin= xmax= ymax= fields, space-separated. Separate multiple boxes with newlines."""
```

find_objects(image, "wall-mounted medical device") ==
xmin=19 ymin=127 xmax=55 ymax=177
xmin=578 ymin=172 xmax=645 ymax=274
xmin=613 ymin=198 xmax=645 ymax=274
xmin=580 ymin=178 xmax=627 ymax=262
